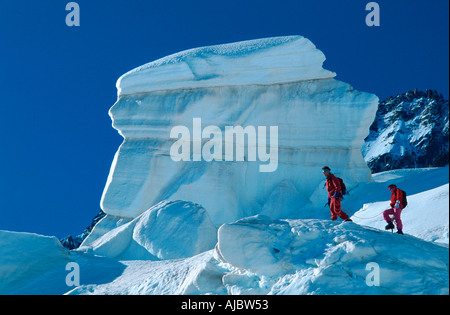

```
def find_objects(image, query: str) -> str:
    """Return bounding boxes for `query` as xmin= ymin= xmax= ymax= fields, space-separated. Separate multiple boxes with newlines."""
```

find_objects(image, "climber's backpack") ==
xmin=401 ymin=189 xmax=408 ymax=208
xmin=325 ymin=176 xmax=348 ymax=196
xmin=337 ymin=177 xmax=348 ymax=196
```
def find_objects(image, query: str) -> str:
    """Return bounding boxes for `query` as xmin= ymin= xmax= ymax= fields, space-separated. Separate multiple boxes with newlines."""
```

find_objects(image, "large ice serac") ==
xmin=101 ymin=36 xmax=379 ymax=224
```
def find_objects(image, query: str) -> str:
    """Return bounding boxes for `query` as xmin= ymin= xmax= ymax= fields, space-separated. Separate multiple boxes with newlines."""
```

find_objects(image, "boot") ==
xmin=396 ymin=230 xmax=404 ymax=235
xmin=385 ymin=221 xmax=395 ymax=230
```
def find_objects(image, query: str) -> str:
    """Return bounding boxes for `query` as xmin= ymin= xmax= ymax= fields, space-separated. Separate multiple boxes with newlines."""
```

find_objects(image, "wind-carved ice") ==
xmin=101 ymin=36 xmax=379 ymax=226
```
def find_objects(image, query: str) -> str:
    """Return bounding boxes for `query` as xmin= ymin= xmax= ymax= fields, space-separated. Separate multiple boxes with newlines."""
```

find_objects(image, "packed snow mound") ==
xmin=102 ymin=36 xmax=379 ymax=224
xmin=116 ymin=36 xmax=336 ymax=95
xmin=80 ymin=200 xmax=217 ymax=260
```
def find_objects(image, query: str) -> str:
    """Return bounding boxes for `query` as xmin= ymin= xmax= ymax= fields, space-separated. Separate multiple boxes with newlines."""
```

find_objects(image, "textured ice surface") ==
xmin=116 ymin=36 xmax=336 ymax=95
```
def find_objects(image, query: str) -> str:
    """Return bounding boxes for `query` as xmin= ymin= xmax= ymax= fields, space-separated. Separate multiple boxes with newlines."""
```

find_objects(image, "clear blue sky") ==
xmin=0 ymin=0 xmax=448 ymax=238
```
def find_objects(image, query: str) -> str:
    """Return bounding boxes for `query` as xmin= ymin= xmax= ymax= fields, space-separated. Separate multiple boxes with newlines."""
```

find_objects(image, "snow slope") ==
xmin=65 ymin=218 xmax=448 ymax=296
xmin=1 ymin=167 xmax=447 ymax=295
xmin=351 ymin=167 xmax=449 ymax=244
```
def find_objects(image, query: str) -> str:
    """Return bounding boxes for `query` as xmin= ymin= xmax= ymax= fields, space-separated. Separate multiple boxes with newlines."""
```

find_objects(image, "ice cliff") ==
xmin=100 ymin=36 xmax=379 ymax=226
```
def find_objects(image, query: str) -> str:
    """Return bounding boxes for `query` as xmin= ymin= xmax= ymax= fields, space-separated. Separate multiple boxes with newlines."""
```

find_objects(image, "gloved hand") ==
xmin=334 ymin=192 xmax=341 ymax=199
xmin=395 ymin=200 xmax=401 ymax=209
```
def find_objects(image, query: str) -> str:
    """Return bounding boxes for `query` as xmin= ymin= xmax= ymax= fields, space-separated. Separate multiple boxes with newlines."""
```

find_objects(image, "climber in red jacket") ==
xmin=322 ymin=166 xmax=352 ymax=222
xmin=383 ymin=184 xmax=406 ymax=235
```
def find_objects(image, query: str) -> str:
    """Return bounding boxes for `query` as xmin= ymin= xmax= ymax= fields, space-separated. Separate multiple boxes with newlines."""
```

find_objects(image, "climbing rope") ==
xmin=343 ymin=207 xmax=385 ymax=220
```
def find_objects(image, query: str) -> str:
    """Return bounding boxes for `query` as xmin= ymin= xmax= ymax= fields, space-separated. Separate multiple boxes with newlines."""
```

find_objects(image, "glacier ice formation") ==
xmin=100 ymin=35 xmax=379 ymax=226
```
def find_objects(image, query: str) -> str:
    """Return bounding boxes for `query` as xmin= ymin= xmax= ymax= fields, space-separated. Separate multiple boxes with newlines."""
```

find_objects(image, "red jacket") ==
xmin=325 ymin=174 xmax=342 ymax=198
xmin=390 ymin=188 xmax=406 ymax=209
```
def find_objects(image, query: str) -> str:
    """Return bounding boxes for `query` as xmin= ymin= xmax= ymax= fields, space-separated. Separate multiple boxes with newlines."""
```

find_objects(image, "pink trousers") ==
xmin=383 ymin=207 xmax=403 ymax=230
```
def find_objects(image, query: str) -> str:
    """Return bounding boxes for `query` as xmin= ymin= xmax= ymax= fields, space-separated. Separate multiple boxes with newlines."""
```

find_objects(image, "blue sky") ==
xmin=0 ymin=0 xmax=448 ymax=238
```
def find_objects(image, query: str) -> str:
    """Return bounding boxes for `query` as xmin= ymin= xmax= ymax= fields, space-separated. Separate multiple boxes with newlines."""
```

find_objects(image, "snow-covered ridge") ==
xmin=116 ymin=36 xmax=336 ymax=95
